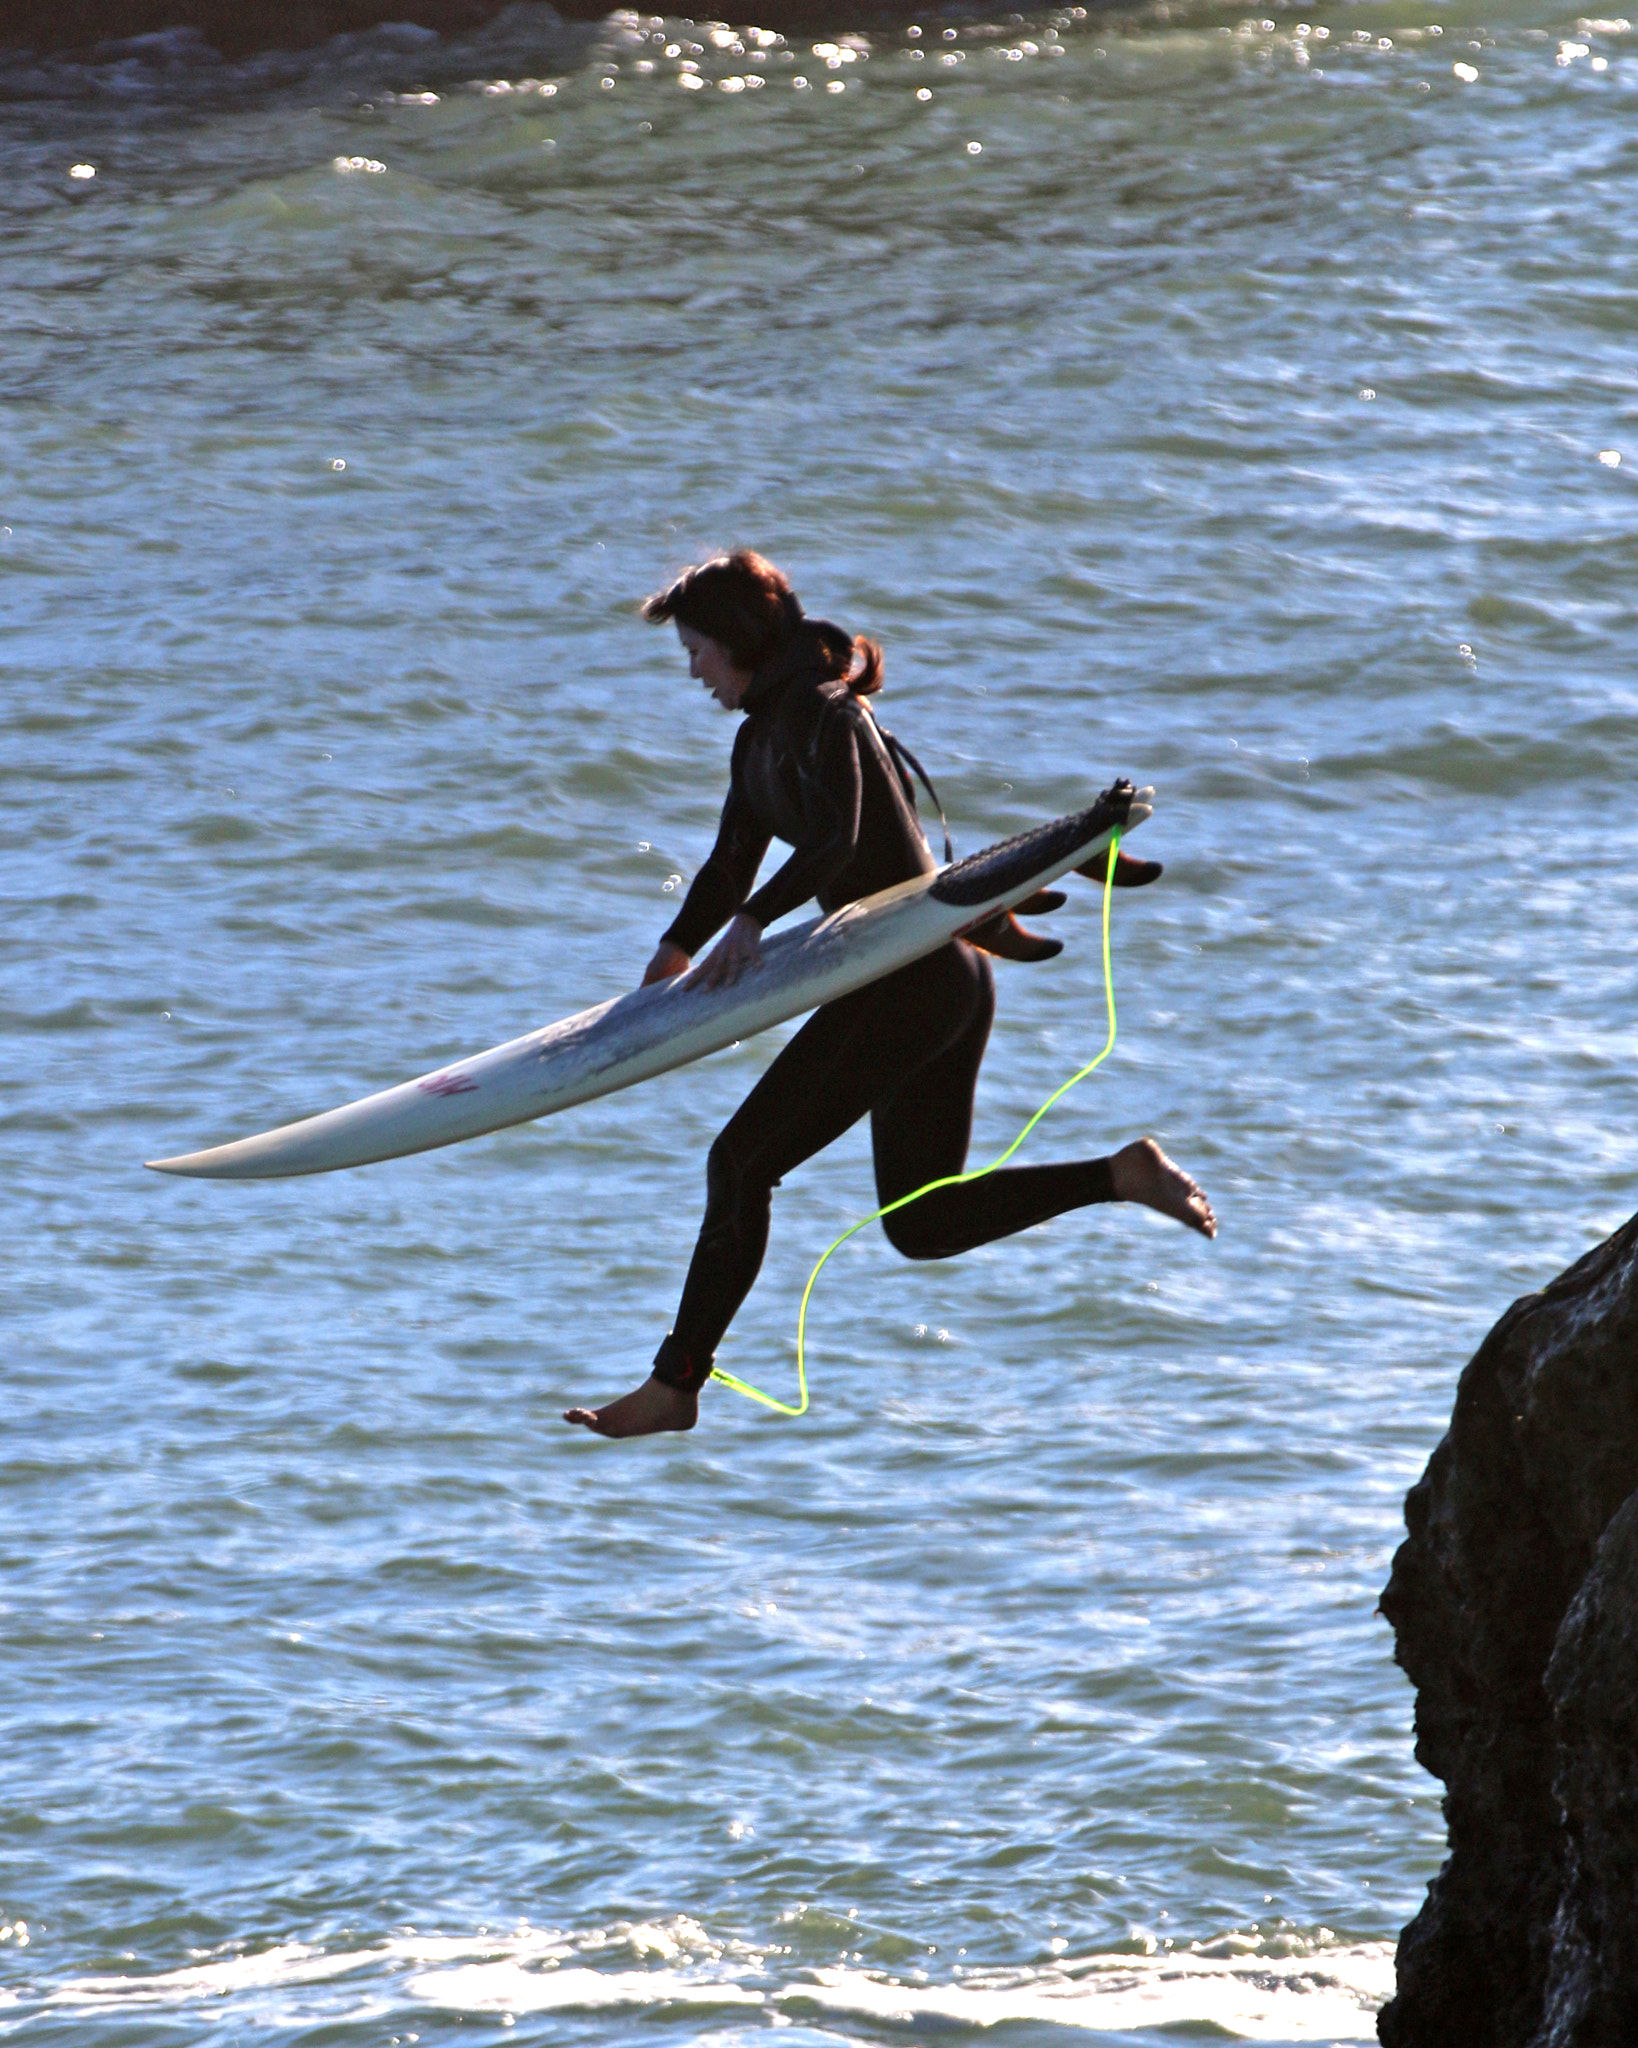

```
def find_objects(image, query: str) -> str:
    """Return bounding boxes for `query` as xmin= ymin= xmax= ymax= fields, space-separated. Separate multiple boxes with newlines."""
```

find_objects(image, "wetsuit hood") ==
xmin=742 ymin=617 xmax=857 ymax=711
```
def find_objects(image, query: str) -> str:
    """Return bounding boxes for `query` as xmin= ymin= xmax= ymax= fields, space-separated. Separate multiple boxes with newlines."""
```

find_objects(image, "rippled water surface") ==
xmin=3 ymin=1 xmax=1637 ymax=2039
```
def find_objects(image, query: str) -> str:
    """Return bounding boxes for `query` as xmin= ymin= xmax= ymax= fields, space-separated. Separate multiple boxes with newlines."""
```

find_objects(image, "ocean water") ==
xmin=3 ymin=1 xmax=1636 ymax=2040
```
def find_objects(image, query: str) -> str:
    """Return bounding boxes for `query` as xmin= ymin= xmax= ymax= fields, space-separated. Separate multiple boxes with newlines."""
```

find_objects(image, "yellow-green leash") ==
xmin=710 ymin=829 xmax=1123 ymax=1417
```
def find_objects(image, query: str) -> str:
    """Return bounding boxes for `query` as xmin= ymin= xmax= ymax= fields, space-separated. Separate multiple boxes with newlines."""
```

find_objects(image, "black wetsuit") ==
xmin=651 ymin=622 xmax=1116 ymax=1393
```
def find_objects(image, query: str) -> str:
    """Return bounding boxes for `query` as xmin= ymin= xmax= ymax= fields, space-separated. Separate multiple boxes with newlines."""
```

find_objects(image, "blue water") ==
xmin=3 ymin=1 xmax=1636 ymax=2039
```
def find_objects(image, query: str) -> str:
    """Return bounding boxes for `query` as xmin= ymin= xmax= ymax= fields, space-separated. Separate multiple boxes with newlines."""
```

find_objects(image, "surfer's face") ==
xmin=677 ymin=624 xmax=753 ymax=711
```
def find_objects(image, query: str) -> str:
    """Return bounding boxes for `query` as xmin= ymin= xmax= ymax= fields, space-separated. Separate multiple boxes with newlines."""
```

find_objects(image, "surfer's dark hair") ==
xmin=643 ymin=549 xmax=884 ymax=696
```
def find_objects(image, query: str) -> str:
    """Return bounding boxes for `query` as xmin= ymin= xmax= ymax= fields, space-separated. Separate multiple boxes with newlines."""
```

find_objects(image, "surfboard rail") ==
xmin=147 ymin=782 xmax=1148 ymax=1181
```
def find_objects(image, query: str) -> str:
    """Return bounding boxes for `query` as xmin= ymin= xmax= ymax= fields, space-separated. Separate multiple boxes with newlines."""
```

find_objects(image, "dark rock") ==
xmin=0 ymin=2 xmax=511 ymax=58
xmin=1537 ymin=1491 xmax=1638 ymax=2048
xmin=1378 ymin=1210 xmax=1638 ymax=2048
xmin=0 ymin=2 xmax=519 ymax=57
xmin=1 ymin=0 xmax=940 ymax=59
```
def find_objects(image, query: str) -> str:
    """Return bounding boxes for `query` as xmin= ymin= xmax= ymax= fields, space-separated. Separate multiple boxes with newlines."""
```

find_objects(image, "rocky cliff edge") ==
xmin=1379 ymin=1210 xmax=1638 ymax=2048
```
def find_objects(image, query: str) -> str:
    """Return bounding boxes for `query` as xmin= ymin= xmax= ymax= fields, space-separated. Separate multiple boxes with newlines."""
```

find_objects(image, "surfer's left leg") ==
xmin=563 ymin=1378 xmax=698 ymax=1437
xmin=565 ymin=983 xmax=899 ymax=1438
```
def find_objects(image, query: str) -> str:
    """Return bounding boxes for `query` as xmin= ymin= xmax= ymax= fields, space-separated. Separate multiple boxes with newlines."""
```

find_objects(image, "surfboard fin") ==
xmin=1076 ymin=850 xmax=1163 ymax=887
xmin=966 ymin=909 xmax=1064 ymax=962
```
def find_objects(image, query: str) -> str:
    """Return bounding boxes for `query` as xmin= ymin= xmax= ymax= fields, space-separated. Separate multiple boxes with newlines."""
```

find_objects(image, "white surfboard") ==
xmin=147 ymin=784 xmax=1148 ymax=1181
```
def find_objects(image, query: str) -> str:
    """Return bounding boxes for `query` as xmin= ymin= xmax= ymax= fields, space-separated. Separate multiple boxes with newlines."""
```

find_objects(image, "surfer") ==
xmin=565 ymin=552 xmax=1215 ymax=1438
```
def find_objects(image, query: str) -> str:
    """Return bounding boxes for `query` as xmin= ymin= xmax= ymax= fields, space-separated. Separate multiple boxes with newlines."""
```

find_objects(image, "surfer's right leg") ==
xmin=873 ymin=947 xmax=1216 ymax=1250
xmin=872 ymin=946 xmax=1116 ymax=1253
xmin=1108 ymin=1139 xmax=1217 ymax=1236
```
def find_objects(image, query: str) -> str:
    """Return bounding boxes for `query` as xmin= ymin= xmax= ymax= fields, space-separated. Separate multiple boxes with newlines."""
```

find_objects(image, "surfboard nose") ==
xmin=146 ymin=1151 xmax=266 ymax=1177
xmin=145 ymin=1145 xmax=282 ymax=1180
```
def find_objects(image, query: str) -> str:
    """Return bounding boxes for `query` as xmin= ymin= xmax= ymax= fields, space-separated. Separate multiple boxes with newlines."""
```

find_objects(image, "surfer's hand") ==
xmin=642 ymin=941 xmax=691 ymax=987
xmin=696 ymin=912 xmax=763 ymax=989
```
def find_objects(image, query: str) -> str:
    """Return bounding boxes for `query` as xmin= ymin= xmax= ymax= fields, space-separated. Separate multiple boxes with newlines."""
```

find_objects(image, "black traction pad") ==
xmin=928 ymin=780 xmax=1135 ymax=908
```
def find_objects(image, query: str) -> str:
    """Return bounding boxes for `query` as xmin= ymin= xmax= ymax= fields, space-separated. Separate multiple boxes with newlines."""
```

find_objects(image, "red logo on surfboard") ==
xmin=418 ymin=1072 xmax=479 ymax=1096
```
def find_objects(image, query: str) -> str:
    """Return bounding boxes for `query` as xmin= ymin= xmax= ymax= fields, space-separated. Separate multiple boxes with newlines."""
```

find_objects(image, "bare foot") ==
xmin=1111 ymin=1138 xmax=1217 ymax=1239
xmin=564 ymin=1374 xmax=699 ymax=1438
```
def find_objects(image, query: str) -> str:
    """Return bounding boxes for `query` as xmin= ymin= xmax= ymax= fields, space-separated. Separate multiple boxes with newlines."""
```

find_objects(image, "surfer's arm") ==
xmin=659 ymin=777 xmax=772 ymax=962
xmin=739 ymin=705 xmax=862 ymax=931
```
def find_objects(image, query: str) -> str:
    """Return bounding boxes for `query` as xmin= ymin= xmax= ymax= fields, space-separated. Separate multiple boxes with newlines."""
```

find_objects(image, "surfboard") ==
xmin=147 ymin=782 xmax=1148 ymax=1181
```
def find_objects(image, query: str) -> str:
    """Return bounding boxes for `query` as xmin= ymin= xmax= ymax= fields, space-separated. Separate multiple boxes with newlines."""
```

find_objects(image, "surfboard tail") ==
xmin=928 ymin=781 xmax=1147 ymax=909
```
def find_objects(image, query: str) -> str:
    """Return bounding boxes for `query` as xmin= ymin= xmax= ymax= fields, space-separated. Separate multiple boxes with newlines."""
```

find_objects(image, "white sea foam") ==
xmin=777 ymin=1945 xmax=1392 ymax=2039
xmin=40 ymin=1921 xmax=1392 ymax=2039
xmin=43 ymin=1932 xmax=562 ymax=2007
